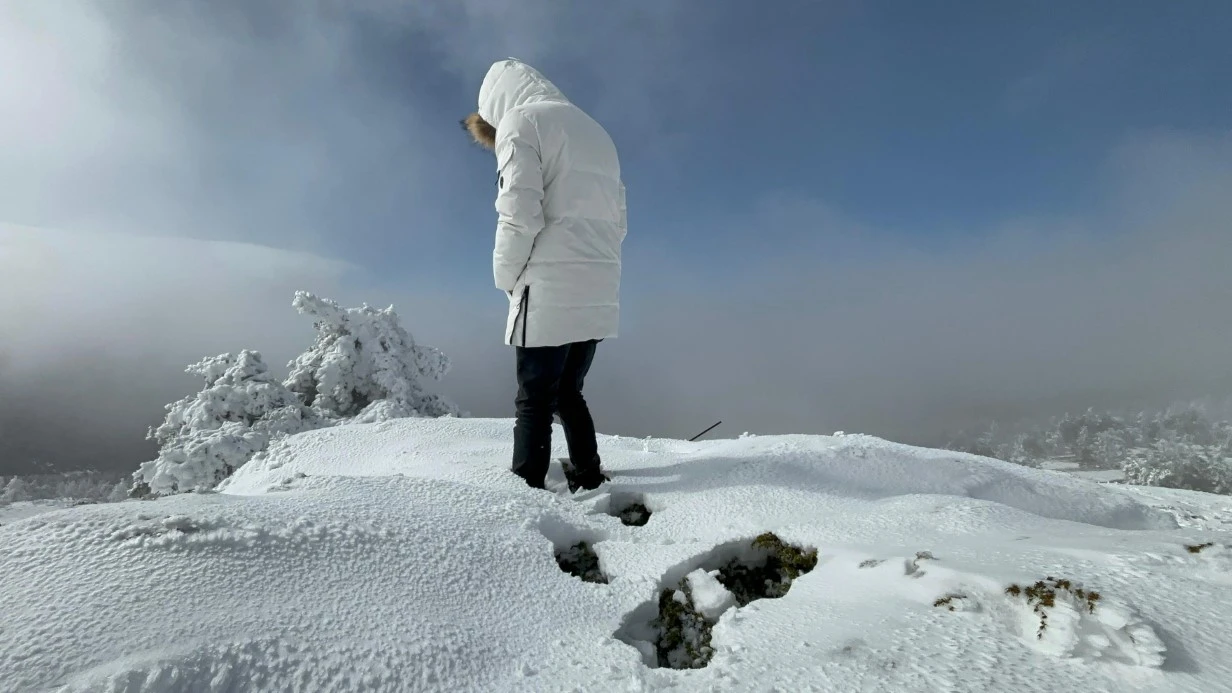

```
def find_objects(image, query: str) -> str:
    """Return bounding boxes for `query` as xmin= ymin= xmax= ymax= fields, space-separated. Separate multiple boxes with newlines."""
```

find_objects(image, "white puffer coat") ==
xmin=477 ymin=59 xmax=626 ymax=348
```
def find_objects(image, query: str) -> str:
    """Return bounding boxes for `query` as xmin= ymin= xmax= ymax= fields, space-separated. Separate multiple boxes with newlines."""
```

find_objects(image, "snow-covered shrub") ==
xmin=285 ymin=291 xmax=460 ymax=421
xmin=1122 ymin=438 xmax=1232 ymax=495
xmin=130 ymin=292 xmax=461 ymax=497
xmin=0 ymin=471 xmax=129 ymax=504
xmin=1 ymin=476 xmax=34 ymax=503
xmin=132 ymin=350 xmax=322 ymax=496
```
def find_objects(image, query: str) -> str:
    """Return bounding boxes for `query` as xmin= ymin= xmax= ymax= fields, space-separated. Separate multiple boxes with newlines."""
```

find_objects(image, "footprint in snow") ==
xmin=534 ymin=513 xmax=611 ymax=584
xmin=596 ymin=491 xmax=653 ymax=527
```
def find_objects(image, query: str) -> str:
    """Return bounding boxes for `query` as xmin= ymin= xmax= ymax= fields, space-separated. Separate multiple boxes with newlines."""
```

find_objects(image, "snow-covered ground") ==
xmin=0 ymin=498 xmax=78 ymax=525
xmin=1040 ymin=459 xmax=1128 ymax=484
xmin=3 ymin=418 xmax=1230 ymax=692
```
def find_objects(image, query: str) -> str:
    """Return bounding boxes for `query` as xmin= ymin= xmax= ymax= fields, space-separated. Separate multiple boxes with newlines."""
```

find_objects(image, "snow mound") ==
xmin=57 ymin=637 xmax=427 ymax=692
xmin=225 ymin=418 xmax=1175 ymax=531
xmin=930 ymin=573 xmax=1168 ymax=669
xmin=3 ymin=418 xmax=1227 ymax=692
xmin=106 ymin=512 xmax=394 ymax=550
xmin=680 ymin=433 xmax=1177 ymax=530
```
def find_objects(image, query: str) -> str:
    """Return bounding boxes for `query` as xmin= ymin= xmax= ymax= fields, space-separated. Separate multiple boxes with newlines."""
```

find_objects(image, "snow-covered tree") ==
xmin=1003 ymin=434 xmax=1041 ymax=468
xmin=130 ymin=292 xmax=462 ymax=497
xmin=1 ymin=476 xmax=33 ymax=503
xmin=1093 ymin=429 xmax=1128 ymax=470
xmin=1044 ymin=424 xmax=1066 ymax=459
xmin=1160 ymin=405 xmax=1214 ymax=444
xmin=132 ymin=350 xmax=322 ymax=496
xmin=1074 ymin=425 xmax=1098 ymax=468
xmin=937 ymin=402 xmax=1232 ymax=494
xmin=0 ymin=472 xmax=129 ymax=504
xmin=284 ymin=291 xmax=460 ymax=422
xmin=1123 ymin=438 xmax=1232 ymax=495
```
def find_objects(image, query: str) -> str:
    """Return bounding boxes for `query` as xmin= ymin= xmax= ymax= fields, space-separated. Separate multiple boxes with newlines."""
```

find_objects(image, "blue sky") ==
xmin=4 ymin=1 xmax=1228 ymax=278
xmin=341 ymin=0 xmax=1232 ymax=286
xmin=2 ymin=1 xmax=1231 ymax=472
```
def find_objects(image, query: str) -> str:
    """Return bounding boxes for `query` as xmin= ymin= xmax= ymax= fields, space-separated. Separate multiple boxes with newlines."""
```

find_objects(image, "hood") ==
xmin=477 ymin=59 xmax=568 ymax=129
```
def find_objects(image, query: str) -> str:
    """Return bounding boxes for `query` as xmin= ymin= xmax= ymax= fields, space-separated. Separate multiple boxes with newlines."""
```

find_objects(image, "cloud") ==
xmin=2 ymin=2 xmax=1229 ymax=475
xmin=0 ymin=1 xmax=447 ymax=255
xmin=0 ymin=224 xmax=352 ymax=474
xmin=0 ymin=1 xmax=712 ymax=253
xmin=0 ymin=3 xmax=182 ymax=233
xmin=419 ymin=129 xmax=1232 ymax=446
xmin=0 ymin=0 xmax=716 ymax=475
xmin=1003 ymin=31 xmax=1127 ymax=115
xmin=600 ymin=130 xmax=1232 ymax=443
xmin=4 ymin=130 xmax=1230 ymax=474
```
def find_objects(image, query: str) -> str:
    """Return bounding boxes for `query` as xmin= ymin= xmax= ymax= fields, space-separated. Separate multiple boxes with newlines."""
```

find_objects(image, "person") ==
xmin=462 ymin=58 xmax=626 ymax=491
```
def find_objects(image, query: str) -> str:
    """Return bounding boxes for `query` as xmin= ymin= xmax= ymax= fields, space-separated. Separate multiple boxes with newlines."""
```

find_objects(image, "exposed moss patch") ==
xmin=1004 ymin=577 xmax=1101 ymax=639
xmin=555 ymin=542 xmax=608 ymax=584
xmin=1185 ymin=541 xmax=1215 ymax=554
xmin=638 ymin=532 xmax=819 ymax=669
xmin=652 ymin=582 xmax=713 ymax=668
xmin=714 ymin=532 xmax=819 ymax=605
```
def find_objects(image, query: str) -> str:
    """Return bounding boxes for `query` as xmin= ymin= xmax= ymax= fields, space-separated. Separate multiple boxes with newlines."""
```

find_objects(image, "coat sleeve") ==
xmin=492 ymin=110 xmax=545 ymax=293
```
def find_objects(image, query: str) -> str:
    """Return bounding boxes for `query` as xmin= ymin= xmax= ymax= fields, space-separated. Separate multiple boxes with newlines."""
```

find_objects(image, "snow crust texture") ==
xmin=3 ymin=418 xmax=1230 ymax=692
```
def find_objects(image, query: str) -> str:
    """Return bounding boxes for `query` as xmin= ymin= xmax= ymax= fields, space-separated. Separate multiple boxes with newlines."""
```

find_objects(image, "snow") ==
xmin=1039 ymin=459 xmax=1128 ymax=484
xmin=684 ymin=569 xmax=739 ymax=621
xmin=3 ymin=417 xmax=1231 ymax=692
xmin=0 ymin=498 xmax=78 ymax=524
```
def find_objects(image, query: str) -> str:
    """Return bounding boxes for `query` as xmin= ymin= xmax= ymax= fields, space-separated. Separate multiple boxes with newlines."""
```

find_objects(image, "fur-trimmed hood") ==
xmin=463 ymin=113 xmax=496 ymax=149
xmin=463 ymin=59 xmax=568 ymax=150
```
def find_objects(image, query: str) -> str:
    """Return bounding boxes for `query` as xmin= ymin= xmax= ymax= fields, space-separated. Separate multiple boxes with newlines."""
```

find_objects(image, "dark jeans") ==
xmin=512 ymin=340 xmax=601 ymax=488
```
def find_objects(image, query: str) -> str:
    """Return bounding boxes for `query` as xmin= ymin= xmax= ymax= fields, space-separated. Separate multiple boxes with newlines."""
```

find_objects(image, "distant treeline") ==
xmin=943 ymin=403 xmax=1232 ymax=495
xmin=1 ymin=470 xmax=128 ymax=504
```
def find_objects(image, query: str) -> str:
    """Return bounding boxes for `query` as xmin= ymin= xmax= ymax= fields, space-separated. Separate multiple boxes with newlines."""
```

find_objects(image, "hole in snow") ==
xmin=554 ymin=542 xmax=608 ymax=584
xmin=606 ymin=492 xmax=652 ymax=527
xmin=615 ymin=532 xmax=818 ymax=669
xmin=536 ymin=515 xmax=610 ymax=584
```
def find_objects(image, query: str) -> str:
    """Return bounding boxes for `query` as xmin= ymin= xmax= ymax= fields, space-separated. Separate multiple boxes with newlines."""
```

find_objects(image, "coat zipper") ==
xmin=509 ymin=285 xmax=530 ymax=346
xmin=520 ymin=285 xmax=530 ymax=347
